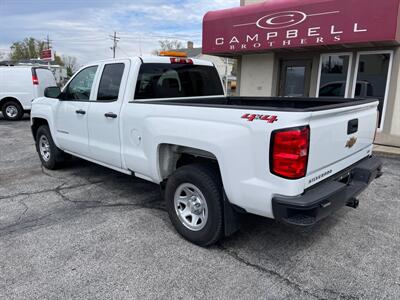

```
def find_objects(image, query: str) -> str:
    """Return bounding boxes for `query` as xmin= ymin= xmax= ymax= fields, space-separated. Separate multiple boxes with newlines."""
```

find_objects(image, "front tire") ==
xmin=165 ymin=164 xmax=224 ymax=246
xmin=2 ymin=100 xmax=23 ymax=121
xmin=35 ymin=125 xmax=65 ymax=170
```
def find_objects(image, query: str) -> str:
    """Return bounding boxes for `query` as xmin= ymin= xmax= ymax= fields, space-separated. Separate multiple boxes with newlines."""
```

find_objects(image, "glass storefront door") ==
xmin=279 ymin=60 xmax=312 ymax=97
xmin=352 ymin=52 xmax=392 ymax=128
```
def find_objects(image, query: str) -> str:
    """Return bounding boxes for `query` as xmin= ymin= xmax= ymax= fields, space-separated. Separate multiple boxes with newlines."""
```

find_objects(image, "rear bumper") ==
xmin=272 ymin=156 xmax=382 ymax=226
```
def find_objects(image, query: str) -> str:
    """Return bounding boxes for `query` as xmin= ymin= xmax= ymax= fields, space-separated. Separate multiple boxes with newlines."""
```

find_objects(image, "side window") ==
xmin=319 ymin=83 xmax=343 ymax=97
xmin=65 ymin=66 xmax=98 ymax=100
xmin=97 ymin=63 xmax=125 ymax=102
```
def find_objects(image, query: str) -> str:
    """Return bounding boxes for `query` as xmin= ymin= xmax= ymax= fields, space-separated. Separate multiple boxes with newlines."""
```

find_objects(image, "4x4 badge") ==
xmin=346 ymin=137 xmax=357 ymax=148
xmin=242 ymin=114 xmax=278 ymax=123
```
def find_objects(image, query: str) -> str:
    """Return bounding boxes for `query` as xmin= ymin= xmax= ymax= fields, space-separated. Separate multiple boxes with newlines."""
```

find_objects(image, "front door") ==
xmin=279 ymin=60 xmax=312 ymax=97
xmin=87 ymin=61 xmax=128 ymax=168
xmin=55 ymin=65 xmax=98 ymax=157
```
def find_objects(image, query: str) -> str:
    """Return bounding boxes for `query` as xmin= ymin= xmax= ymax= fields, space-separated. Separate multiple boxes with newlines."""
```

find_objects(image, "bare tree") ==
xmin=62 ymin=55 xmax=78 ymax=77
xmin=152 ymin=39 xmax=183 ymax=55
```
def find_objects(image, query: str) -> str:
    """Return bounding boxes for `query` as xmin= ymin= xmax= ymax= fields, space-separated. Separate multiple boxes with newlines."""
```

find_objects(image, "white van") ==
xmin=0 ymin=66 xmax=56 ymax=120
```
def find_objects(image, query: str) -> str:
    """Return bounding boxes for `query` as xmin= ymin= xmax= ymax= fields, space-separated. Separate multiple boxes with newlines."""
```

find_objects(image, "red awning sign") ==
xmin=203 ymin=0 xmax=400 ymax=55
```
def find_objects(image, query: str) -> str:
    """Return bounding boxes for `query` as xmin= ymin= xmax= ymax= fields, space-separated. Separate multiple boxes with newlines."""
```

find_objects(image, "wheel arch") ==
xmin=31 ymin=117 xmax=50 ymax=141
xmin=157 ymin=143 xmax=221 ymax=182
xmin=0 ymin=97 xmax=22 ymax=111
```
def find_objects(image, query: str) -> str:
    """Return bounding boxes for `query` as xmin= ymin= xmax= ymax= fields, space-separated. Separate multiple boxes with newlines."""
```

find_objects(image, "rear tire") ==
xmin=35 ymin=125 xmax=65 ymax=170
xmin=2 ymin=100 xmax=23 ymax=121
xmin=165 ymin=164 xmax=224 ymax=246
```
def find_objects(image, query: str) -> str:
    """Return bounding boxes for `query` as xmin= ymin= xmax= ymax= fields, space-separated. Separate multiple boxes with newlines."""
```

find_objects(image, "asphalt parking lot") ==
xmin=0 ymin=115 xmax=399 ymax=300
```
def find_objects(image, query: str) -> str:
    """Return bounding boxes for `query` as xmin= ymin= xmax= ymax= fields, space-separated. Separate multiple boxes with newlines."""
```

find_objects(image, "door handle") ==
xmin=104 ymin=112 xmax=118 ymax=119
xmin=75 ymin=109 xmax=86 ymax=115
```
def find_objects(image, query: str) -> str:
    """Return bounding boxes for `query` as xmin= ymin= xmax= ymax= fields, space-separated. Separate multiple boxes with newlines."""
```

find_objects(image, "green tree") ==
xmin=9 ymin=37 xmax=46 ymax=61
xmin=54 ymin=53 xmax=64 ymax=66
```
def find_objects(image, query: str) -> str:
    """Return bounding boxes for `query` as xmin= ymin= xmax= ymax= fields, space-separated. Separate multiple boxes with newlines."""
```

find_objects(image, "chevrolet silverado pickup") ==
xmin=30 ymin=55 xmax=382 ymax=246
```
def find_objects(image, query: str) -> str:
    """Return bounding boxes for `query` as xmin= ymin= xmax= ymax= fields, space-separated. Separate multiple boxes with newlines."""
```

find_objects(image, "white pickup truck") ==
xmin=30 ymin=56 xmax=382 ymax=246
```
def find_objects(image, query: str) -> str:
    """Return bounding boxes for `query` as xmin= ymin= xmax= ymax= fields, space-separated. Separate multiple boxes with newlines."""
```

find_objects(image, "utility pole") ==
xmin=45 ymin=35 xmax=52 ymax=70
xmin=109 ymin=31 xmax=120 ymax=59
xmin=46 ymin=34 xmax=51 ymax=49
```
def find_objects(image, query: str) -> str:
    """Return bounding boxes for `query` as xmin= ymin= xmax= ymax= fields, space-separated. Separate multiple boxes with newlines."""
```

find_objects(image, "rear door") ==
xmin=0 ymin=67 xmax=33 ymax=109
xmin=55 ymin=65 xmax=99 ymax=157
xmin=87 ymin=60 xmax=129 ymax=168
xmin=305 ymin=101 xmax=378 ymax=188
xmin=34 ymin=68 xmax=57 ymax=97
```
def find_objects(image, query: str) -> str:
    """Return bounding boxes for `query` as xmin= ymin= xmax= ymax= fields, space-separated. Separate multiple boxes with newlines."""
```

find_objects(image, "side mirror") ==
xmin=44 ymin=86 xmax=62 ymax=99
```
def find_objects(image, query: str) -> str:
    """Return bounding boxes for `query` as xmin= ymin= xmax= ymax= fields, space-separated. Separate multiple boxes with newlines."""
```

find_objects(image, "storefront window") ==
xmin=318 ymin=54 xmax=351 ymax=98
xmin=353 ymin=52 xmax=392 ymax=128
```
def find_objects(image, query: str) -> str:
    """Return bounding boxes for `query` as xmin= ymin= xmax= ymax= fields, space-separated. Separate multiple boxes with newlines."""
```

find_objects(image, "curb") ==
xmin=373 ymin=151 xmax=400 ymax=158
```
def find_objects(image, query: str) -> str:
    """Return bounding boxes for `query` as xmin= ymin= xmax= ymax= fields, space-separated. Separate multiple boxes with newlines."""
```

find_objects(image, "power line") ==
xmin=51 ymin=38 xmax=109 ymax=42
xmin=109 ymin=31 xmax=120 ymax=59
xmin=117 ymin=45 xmax=130 ymax=57
xmin=121 ymin=34 xmax=200 ymax=41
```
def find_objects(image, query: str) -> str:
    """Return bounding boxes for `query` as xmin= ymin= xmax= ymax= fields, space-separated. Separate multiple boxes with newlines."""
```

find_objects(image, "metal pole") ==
xmin=109 ymin=31 xmax=120 ymax=59
xmin=225 ymin=58 xmax=229 ymax=95
xmin=113 ymin=31 xmax=116 ymax=58
xmin=46 ymin=35 xmax=51 ymax=69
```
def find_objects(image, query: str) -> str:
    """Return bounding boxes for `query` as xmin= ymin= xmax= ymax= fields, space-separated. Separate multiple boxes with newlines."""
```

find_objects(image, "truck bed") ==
xmin=135 ymin=97 xmax=377 ymax=112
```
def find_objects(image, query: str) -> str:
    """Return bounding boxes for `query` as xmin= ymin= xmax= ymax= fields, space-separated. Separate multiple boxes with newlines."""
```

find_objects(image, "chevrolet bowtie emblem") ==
xmin=346 ymin=137 xmax=358 ymax=148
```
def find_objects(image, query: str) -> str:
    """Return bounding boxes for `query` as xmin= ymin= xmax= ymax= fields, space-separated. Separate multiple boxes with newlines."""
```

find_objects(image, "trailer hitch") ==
xmin=346 ymin=198 xmax=359 ymax=209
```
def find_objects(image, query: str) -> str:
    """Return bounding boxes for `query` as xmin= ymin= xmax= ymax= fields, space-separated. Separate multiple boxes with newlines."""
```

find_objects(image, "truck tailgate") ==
xmin=305 ymin=101 xmax=378 ymax=189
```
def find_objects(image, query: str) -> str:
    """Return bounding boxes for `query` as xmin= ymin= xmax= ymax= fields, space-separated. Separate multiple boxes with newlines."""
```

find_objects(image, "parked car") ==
xmin=0 ymin=66 xmax=56 ymax=120
xmin=30 ymin=56 xmax=382 ymax=246
xmin=319 ymin=80 xmax=373 ymax=98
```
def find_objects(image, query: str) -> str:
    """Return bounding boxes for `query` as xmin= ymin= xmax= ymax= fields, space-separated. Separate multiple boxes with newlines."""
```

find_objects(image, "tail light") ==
xmin=31 ymin=68 xmax=39 ymax=85
xmin=270 ymin=126 xmax=310 ymax=179
xmin=32 ymin=75 xmax=39 ymax=85
xmin=170 ymin=57 xmax=193 ymax=64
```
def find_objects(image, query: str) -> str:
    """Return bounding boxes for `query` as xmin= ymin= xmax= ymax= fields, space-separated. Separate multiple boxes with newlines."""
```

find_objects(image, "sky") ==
xmin=0 ymin=0 xmax=238 ymax=65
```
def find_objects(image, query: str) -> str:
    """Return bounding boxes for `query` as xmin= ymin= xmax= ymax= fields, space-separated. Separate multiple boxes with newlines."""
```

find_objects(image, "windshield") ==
xmin=134 ymin=63 xmax=224 ymax=100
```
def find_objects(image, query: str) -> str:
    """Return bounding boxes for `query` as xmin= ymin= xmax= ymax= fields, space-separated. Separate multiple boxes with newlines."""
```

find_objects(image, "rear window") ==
xmin=319 ymin=83 xmax=344 ymax=97
xmin=134 ymin=63 xmax=224 ymax=100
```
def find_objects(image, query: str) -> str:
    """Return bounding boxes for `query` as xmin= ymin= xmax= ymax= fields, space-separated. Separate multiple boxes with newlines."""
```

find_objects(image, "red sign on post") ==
xmin=203 ymin=0 xmax=400 ymax=55
xmin=41 ymin=49 xmax=53 ymax=61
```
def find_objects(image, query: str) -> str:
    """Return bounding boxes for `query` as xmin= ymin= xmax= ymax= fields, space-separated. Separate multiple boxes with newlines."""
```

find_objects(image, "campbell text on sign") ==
xmin=203 ymin=0 xmax=400 ymax=54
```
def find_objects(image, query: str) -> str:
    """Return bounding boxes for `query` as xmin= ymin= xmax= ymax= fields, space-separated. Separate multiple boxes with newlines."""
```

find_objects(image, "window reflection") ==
xmin=354 ymin=53 xmax=390 ymax=126
xmin=318 ymin=54 xmax=350 ymax=98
